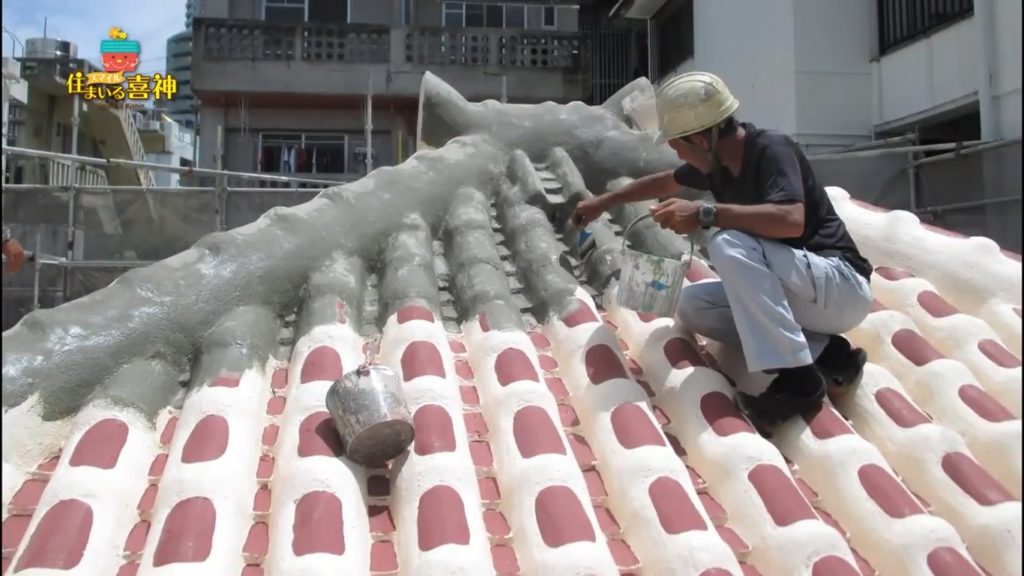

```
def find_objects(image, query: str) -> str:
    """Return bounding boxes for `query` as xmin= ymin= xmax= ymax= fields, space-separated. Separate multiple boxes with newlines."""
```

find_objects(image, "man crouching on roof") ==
xmin=572 ymin=71 xmax=873 ymax=429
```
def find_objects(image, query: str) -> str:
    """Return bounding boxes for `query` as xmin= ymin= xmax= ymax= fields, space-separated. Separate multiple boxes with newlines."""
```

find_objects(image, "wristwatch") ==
xmin=697 ymin=203 xmax=718 ymax=229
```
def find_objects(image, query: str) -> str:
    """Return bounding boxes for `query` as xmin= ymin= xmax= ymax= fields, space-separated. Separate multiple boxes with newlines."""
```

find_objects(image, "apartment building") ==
xmin=190 ymin=0 xmax=586 ymax=182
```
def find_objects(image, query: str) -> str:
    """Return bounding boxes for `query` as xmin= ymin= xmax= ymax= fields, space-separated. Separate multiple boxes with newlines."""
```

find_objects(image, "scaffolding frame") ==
xmin=3 ymin=138 xmax=1021 ymax=316
xmin=2 ymin=145 xmax=354 ymax=313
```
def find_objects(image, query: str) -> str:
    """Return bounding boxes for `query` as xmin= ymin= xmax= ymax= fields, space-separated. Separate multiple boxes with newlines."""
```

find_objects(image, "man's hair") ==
xmin=683 ymin=115 xmax=740 ymax=142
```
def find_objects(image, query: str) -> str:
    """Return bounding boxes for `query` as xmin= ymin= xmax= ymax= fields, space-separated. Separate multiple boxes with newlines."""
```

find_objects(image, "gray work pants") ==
xmin=675 ymin=230 xmax=873 ymax=374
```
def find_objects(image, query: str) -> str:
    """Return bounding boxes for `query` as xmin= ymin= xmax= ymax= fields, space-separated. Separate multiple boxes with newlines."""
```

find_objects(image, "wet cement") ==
xmin=90 ymin=357 xmax=182 ymax=420
xmin=296 ymin=252 xmax=367 ymax=339
xmin=444 ymin=186 xmax=524 ymax=332
xmin=189 ymin=305 xmax=280 ymax=391
xmin=377 ymin=213 xmax=443 ymax=325
xmin=5 ymin=72 xmax=683 ymax=423
xmin=418 ymin=72 xmax=680 ymax=197
xmin=3 ymin=135 xmax=509 ymax=421
xmin=496 ymin=163 xmax=580 ymax=323
xmin=545 ymin=147 xmax=622 ymax=292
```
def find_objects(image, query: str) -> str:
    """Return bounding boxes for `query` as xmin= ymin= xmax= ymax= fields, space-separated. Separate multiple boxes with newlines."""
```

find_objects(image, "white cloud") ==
xmin=2 ymin=0 xmax=186 ymax=75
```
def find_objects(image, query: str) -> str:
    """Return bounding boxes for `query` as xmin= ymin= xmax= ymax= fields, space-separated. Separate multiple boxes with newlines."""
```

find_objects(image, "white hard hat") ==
xmin=654 ymin=71 xmax=740 ymax=143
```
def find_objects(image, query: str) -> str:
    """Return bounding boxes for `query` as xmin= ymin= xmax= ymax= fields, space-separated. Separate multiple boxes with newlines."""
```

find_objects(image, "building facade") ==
xmin=165 ymin=31 xmax=196 ymax=130
xmin=190 ymin=0 xmax=585 ymax=181
xmin=654 ymin=0 xmax=1020 ymax=151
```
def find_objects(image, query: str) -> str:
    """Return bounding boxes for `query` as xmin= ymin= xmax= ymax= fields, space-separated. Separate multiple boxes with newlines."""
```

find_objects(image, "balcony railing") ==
xmin=196 ymin=19 xmax=582 ymax=71
xmin=877 ymin=0 xmax=974 ymax=55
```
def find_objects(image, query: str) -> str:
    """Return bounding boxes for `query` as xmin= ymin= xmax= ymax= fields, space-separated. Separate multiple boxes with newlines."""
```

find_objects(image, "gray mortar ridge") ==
xmin=296 ymin=252 xmax=368 ymax=339
xmin=496 ymin=160 xmax=580 ymax=322
xmin=3 ymin=134 xmax=509 ymax=420
xmin=444 ymin=187 xmax=524 ymax=332
xmin=377 ymin=213 xmax=442 ymax=324
xmin=189 ymin=305 xmax=281 ymax=394
xmin=3 ymin=72 xmax=682 ymax=423
xmin=546 ymin=147 xmax=622 ymax=291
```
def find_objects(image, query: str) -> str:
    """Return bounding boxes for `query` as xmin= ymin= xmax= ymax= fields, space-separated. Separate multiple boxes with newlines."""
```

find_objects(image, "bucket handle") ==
xmin=620 ymin=212 xmax=697 ymax=270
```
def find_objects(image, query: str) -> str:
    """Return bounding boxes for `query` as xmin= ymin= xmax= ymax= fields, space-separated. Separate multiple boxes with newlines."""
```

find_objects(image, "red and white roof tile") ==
xmin=3 ymin=187 xmax=1022 ymax=576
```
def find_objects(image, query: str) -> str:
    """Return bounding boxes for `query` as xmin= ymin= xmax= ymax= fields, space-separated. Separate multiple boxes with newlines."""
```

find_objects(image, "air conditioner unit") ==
xmin=610 ymin=0 xmax=668 ymax=20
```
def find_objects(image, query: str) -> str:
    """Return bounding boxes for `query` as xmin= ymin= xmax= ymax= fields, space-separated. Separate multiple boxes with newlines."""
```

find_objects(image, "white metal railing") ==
xmin=4 ymin=145 xmax=356 ymax=313
xmin=48 ymin=157 xmax=108 ymax=188
xmin=116 ymin=105 xmax=156 ymax=188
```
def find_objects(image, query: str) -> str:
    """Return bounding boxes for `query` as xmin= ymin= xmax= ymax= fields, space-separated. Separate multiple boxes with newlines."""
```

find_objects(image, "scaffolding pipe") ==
xmin=910 ymin=138 xmax=1022 ymax=168
xmin=1 ymin=184 xmax=348 ymax=193
xmin=1 ymin=146 xmax=344 ymax=185
xmin=66 ymin=93 xmax=81 ymax=296
xmin=808 ymin=140 xmax=990 ymax=160
xmin=837 ymin=132 xmax=917 ymax=153
xmin=915 ymin=195 xmax=1022 ymax=215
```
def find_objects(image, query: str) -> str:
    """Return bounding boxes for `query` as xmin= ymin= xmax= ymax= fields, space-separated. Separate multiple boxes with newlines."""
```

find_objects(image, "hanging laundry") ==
xmin=312 ymin=147 xmax=318 ymax=174
xmin=289 ymin=146 xmax=298 ymax=173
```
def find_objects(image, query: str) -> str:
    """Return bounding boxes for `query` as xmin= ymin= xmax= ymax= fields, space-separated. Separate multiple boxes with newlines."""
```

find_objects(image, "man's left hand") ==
xmin=650 ymin=198 xmax=699 ymax=234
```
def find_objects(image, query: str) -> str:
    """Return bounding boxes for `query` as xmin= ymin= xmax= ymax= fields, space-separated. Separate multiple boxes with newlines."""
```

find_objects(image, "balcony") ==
xmin=192 ymin=19 xmax=586 ymax=103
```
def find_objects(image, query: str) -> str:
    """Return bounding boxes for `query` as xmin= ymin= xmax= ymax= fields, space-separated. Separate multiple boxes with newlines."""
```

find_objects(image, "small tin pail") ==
xmin=326 ymin=365 xmax=415 ymax=467
xmin=617 ymin=213 xmax=695 ymax=317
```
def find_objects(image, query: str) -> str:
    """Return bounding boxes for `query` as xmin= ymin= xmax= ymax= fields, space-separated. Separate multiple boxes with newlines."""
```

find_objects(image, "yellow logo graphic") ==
xmin=66 ymin=27 xmax=177 ymax=101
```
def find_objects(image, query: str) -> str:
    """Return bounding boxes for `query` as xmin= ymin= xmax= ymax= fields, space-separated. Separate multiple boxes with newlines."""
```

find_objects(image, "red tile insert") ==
xmin=584 ymin=344 xmax=628 ymax=384
xmin=747 ymin=464 xmax=817 ymax=527
xmin=648 ymin=476 xmax=707 ymax=534
xmin=152 ymin=497 xmax=216 ymax=567
xmin=413 ymin=404 xmax=457 ymax=456
xmin=69 ymin=418 xmax=129 ymax=470
xmin=292 ymin=491 xmax=345 ymax=556
xmin=418 ymin=485 xmax=470 ymax=551
xmin=534 ymin=485 xmax=596 ymax=547
xmin=181 ymin=415 xmax=230 ymax=464
xmin=513 ymin=406 xmax=566 ymax=458
xmin=401 ymin=341 xmax=446 ymax=380
xmin=494 ymin=348 xmax=540 ymax=386
xmin=301 ymin=345 xmax=344 ymax=383
xmin=610 ymin=403 xmax=665 ymax=449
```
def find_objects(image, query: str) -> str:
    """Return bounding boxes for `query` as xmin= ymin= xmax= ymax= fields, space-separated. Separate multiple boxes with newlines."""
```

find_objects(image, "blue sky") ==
xmin=2 ymin=0 xmax=187 ymax=75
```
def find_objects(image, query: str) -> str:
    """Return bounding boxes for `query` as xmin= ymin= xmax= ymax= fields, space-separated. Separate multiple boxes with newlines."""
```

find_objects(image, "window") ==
xmin=654 ymin=0 xmax=694 ymax=79
xmin=541 ymin=6 xmax=556 ymax=28
xmin=443 ymin=3 xmax=464 ymax=27
xmin=259 ymin=132 xmax=395 ymax=176
xmin=877 ymin=0 xmax=973 ymax=55
xmin=465 ymin=3 xmax=484 ymax=26
xmin=263 ymin=0 xmax=348 ymax=23
xmin=308 ymin=0 xmax=347 ymax=23
xmin=264 ymin=0 xmax=304 ymax=23
xmin=505 ymin=5 xmax=525 ymax=28
xmin=485 ymin=4 xmax=504 ymax=27
xmin=443 ymin=3 xmax=529 ymax=29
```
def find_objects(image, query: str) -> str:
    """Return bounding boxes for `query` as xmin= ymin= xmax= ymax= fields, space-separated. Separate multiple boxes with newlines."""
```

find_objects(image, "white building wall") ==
xmin=676 ymin=0 xmax=799 ymax=136
xmin=792 ymin=0 xmax=874 ymax=150
xmin=871 ymin=0 xmax=1019 ymax=139
xmin=668 ymin=0 xmax=1020 ymax=145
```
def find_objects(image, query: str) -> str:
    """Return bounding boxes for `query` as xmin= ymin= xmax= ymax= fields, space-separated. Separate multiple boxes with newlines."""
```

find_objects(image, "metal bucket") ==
xmin=617 ymin=213 xmax=695 ymax=317
xmin=326 ymin=364 xmax=415 ymax=467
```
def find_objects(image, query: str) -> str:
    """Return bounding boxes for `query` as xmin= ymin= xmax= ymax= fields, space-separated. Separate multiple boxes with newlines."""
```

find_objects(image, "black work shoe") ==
xmin=735 ymin=366 xmax=826 ymax=437
xmin=816 ymin=336 xmax=867 ymax=392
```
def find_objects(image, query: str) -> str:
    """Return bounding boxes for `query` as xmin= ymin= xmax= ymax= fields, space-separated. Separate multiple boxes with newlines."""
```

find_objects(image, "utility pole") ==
xmin=365 ymin=74 xmax=373 ymax=174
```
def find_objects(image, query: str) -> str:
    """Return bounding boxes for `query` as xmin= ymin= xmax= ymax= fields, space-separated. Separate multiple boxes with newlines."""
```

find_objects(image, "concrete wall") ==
xmin=871 ymin=0 xmax=1021 ymax=139
xmin=664 ymin=0 xmax=1020 ymax=147
xmin=674 ymin=0 xmax=799 ymax=135
xmin=792 ymin=0 xmax=874 ymax=149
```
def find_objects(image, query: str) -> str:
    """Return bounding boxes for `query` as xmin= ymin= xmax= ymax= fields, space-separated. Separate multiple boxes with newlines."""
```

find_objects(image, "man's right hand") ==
xmin=572 ymin=197 xmax=606 ymax=228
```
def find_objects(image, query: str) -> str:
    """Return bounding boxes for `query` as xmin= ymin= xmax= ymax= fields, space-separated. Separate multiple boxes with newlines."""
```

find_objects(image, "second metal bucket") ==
xmin=326 ymin=364 xmax=415 ymax=467
xmin=618 ymin=213 xmax=695 ymax=317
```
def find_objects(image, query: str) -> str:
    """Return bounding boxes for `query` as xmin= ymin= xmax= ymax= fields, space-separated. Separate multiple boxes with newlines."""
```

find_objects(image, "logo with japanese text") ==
xmin=65 ymin=27 xmax=177 ymax=101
